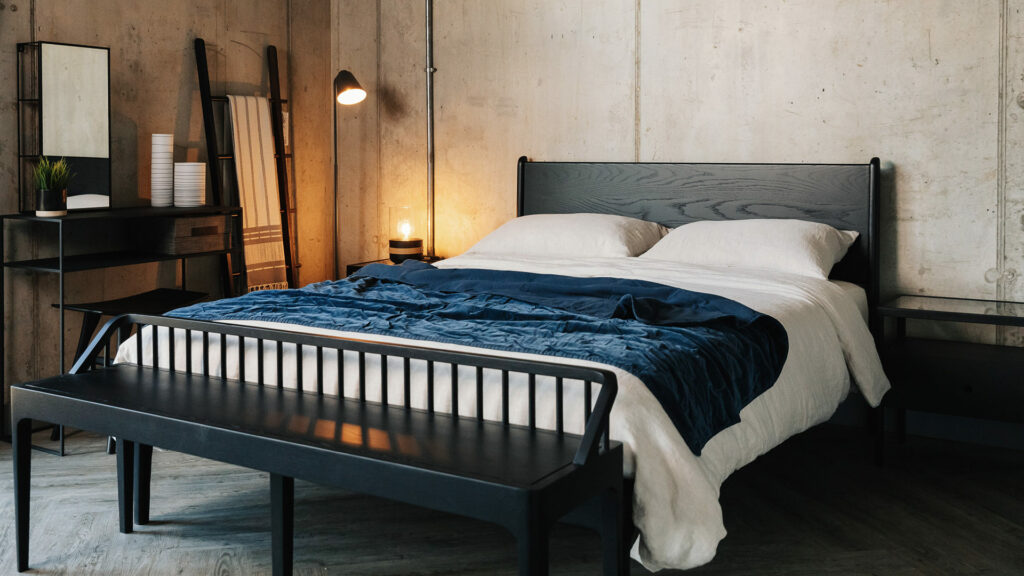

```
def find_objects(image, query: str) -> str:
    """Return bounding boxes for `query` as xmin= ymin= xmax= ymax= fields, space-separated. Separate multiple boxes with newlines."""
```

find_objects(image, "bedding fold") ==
xmin=170 ymin=261 xmax=789 ymax=454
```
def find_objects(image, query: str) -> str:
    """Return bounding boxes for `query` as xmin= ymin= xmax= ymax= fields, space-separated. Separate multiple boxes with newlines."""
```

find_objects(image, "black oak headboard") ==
xmin=516 ymin=156 xmax=881 ymax=319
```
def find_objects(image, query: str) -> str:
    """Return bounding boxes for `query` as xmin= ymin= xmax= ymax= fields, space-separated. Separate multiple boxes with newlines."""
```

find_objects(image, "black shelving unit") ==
xmin=1 ymin=206 xmax=242 ymax=453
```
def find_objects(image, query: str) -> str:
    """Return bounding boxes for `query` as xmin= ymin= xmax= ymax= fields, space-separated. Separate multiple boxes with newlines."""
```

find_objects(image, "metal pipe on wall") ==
xmin=425 ymin=0 xmax=436 ymax=257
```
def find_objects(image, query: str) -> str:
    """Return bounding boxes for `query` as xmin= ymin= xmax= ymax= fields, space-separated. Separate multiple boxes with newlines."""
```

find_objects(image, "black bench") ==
xmin=12 ymin=314 xmax=626 ymax=576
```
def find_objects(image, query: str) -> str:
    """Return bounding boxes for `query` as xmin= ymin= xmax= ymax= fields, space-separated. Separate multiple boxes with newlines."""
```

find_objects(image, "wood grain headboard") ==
xmin=516 ymin=156 xmax=881 ymax=320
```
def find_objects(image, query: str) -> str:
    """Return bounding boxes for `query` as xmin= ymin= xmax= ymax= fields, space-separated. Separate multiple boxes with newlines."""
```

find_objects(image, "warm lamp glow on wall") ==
xmin=333 ymin=69 xmax=366 ymax=278
xmin=389 ymin=206 xmax=423 ymax=263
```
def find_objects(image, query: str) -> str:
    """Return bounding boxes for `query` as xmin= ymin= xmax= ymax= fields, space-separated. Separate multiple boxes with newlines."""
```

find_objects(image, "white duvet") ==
xmin=117 ymin=254 xmax=889 ymax=571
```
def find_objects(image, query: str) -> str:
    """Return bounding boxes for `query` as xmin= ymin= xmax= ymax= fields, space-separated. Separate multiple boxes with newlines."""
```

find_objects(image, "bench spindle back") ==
xmin=72 ymin=314 xmax=618 ymax=466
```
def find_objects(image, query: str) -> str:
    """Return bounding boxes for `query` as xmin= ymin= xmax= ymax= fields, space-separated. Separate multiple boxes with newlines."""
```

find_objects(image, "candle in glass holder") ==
xmin=389 ymin=206 xmax=423 ymax=264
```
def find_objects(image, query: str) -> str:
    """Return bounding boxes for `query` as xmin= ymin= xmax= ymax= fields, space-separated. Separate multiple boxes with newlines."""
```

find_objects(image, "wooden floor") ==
xmin=0 ymin=426 xmax=1021 ymax=575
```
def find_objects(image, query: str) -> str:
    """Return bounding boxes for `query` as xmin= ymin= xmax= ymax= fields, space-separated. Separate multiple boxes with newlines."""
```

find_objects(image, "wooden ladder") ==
xmin=194 ymin=37 xmax=298 ymax=295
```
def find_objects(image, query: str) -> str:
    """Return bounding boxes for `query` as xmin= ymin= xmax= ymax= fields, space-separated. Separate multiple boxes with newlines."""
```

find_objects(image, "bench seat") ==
xmin=19 ymin=366 xmax=588 ymax=488
xmin=13 ymin=314 xmax=626 ymax=576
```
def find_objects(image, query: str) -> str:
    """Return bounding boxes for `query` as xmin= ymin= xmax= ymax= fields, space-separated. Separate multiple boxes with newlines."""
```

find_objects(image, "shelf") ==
xmin=2 ymin=205 xmax=240 ymax=223
xmin=879 ymin=295 xmax=1024 ymax=327
xmin=58 ymin=288 xmax=207 ymax=316
xmin=5 ymin=249 xmax=231 ymax=273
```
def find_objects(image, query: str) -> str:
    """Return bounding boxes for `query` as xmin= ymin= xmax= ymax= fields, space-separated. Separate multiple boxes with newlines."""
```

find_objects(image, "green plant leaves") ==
xmin=32 ymin=156 xmax=74 ymax=191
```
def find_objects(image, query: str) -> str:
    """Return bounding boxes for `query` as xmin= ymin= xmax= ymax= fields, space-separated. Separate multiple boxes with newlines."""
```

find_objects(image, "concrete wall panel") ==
xmin=1002 ymin=0 xmax=1024 ymax=345
xmin=433 ymin=0 xmax=637 ymax=256
xmin=641 ymin=0 xmax=1000 ymax=301
xmin=332 ymin=1 xmax=1021 ymax=345
xmin=334 ymin=0 xmax=381 ymax=270
xmin=291 ymin=0 xmax=334 ymax=286
xmin=377 ymin=0 xmax=427 ymax=259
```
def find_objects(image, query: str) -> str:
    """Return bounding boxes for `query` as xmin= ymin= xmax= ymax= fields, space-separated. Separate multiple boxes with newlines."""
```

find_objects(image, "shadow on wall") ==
xmin=173 ymin=39 xmax=198 ymax=178
xmin=378 ymin=83 xmax=408 ymax=120
xmin=110 ymin=112 xmax=138 ymax=204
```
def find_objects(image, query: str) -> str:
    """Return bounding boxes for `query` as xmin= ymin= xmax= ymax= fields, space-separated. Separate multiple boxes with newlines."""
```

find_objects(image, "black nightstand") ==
xmin=878 ymin=295 xmax=1024 ymax=440
xmin=345 ymin=255 xmax=443 ymax=277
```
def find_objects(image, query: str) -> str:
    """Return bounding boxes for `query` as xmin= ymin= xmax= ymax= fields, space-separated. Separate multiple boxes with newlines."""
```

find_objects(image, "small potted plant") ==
xmin=33 ymin=156 xmax=73 ymax=217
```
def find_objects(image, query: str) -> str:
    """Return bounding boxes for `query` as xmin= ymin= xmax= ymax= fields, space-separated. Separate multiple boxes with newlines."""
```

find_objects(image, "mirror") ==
xmin=18 ymin=42 xmax=111 ymax=211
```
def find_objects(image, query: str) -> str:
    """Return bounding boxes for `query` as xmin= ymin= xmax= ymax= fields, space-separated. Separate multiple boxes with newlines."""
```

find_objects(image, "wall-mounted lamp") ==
xmin=333 ymin=69 xmax=366 ymax=278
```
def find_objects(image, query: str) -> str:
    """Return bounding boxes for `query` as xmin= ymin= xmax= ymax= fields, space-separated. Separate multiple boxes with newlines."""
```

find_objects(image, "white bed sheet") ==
xmin=833 ymin=280 xmax=868 ymax=323
xmin=116 ymin=254 xmax=888 ymax=571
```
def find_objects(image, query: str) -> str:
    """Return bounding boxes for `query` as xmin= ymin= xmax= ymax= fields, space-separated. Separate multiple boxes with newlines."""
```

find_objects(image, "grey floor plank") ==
xmin=0 ymin=426 xmax=1021 ymax=575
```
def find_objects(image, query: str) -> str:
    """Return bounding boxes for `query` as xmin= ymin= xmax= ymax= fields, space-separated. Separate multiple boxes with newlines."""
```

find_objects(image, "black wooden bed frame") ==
xmin=518 ymin=156 xmax=881 ymax=325
xmin=11 ymin=157 xmax=880 ymax=576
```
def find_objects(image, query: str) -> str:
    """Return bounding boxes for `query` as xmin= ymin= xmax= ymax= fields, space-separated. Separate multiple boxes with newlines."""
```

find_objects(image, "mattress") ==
xmin=116 ymin=254 xmax=889 ymax=571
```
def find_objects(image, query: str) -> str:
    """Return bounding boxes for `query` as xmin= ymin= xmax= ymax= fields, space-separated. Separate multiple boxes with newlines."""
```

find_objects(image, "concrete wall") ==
xmin=334 ymin=0 xmax=1024 ymax=346
xmin=290 ymin=0 xmax=334 ymax=285
xmin=0 ymin=0 xmax=334 ymax=414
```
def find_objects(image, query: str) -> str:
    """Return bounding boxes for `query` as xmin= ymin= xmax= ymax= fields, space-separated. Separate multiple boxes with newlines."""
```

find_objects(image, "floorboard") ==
xmin=0 ymin=425 xmax=1021 ymax=575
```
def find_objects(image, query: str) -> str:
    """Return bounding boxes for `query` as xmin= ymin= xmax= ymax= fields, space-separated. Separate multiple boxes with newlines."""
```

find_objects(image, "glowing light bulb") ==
xmin=337 ymin=88 xmax=367 ymax=105
xmin=399 ymin=220 xmax=412 ymax=241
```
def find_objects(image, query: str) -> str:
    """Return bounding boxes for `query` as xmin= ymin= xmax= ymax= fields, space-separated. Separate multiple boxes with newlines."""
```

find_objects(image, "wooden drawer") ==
xmin=134 ymin=215 xmax=230 ymax=255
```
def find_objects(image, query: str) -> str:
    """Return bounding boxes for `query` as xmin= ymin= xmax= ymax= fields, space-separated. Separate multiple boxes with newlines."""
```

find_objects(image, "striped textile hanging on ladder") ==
xmin=227 ymin=95 xmax=289 ymax=292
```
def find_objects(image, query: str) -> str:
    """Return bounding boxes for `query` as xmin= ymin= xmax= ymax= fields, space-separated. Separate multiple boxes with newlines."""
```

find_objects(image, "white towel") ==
xmin=227 ymin=95 xmax=289 ymax=292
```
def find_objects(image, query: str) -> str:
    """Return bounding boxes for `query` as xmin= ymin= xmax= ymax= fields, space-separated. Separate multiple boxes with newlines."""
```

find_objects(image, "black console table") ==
xmin=1 ymin=206 xmax=242 ymax=452
xmin=878 ymin=295 xmax=1024 ymax=443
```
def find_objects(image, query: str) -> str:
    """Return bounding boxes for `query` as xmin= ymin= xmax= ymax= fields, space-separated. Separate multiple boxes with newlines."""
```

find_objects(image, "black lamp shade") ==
xmin=334 ymin=70 xmax=366 ymax=105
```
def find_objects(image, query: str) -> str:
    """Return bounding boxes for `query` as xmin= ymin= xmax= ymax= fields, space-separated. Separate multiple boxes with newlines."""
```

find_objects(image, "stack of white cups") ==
xmin=150 ymin=134 xmax=173 ymax=207
xmin=173 ymin=162 xmax=206 ymax=207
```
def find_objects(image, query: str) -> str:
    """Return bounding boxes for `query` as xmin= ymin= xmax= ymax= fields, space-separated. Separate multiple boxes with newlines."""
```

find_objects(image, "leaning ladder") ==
xmin=193 ymin=37 xmax=298 ymax=294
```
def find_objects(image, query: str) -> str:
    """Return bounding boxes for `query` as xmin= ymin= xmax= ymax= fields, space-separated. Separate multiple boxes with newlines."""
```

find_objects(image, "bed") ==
xmin=116 ymin=157 xmax=889 ymax=571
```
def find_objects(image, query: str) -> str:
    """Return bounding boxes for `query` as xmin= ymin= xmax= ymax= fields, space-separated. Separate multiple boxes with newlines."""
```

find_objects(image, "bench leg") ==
xmin=14 ymin=418 xmax=32 ymax=572
xmin=270 ymin=474 xmax=294 ymax=576
xmin=134 ymin=443 xmax=153 ymax=525
xmin=601 ymin=487 xmax=627 ymax=576
xmin=116 ymin=439 xmax=135 ymax=534
xmin=515 ymin=514 xmax=549 ymax=576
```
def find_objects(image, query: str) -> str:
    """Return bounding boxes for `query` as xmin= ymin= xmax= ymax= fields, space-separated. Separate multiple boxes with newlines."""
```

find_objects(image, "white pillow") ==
xmin=640 ymin=218 xmax=859 ymax=278
xmin=466 ymin=213 xmax=666 ymax=258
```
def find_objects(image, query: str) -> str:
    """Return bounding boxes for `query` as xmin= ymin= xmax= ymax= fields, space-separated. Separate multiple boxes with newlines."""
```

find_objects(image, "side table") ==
xmin=877 ymin=295 xmax=1024 ymax=445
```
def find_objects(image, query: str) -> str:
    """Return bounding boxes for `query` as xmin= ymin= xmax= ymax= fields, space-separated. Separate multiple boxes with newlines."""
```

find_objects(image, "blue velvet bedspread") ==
xmin=170 ymin=261 xmax=788 ymax=454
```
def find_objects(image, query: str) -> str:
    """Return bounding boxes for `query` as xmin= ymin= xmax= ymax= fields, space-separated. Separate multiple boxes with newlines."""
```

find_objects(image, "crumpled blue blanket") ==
xmin=170 ymin=260 xmax=788 ymax=454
